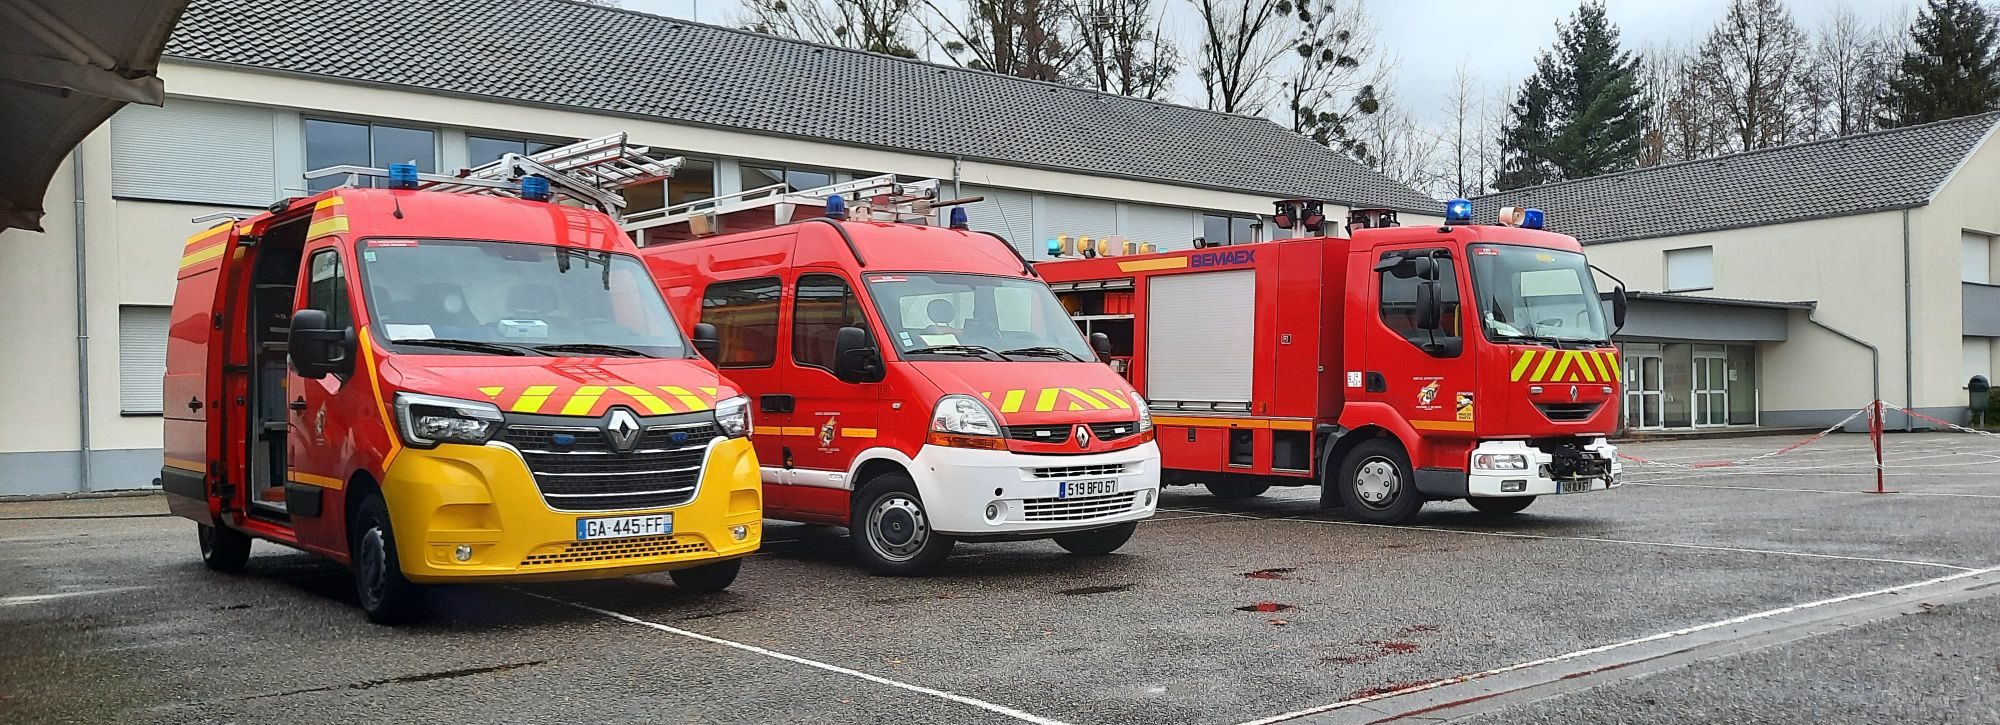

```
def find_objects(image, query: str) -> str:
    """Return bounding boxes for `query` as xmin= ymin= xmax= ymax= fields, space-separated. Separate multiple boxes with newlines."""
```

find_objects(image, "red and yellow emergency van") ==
xmin=162 ymin=162 xmax=761 ymax=623
xmin=642 ymin=198 xmax=1160 ymax=575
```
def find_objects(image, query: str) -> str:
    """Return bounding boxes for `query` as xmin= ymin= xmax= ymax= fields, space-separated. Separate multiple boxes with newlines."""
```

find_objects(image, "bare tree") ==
xmin=1281 ymin=1 xmax=1377 ymax=151
xmin=1437 ymin=62 xmax=1484 ymax=198
xmin=742 ymin=0 xmax=921 ymax=57
xmin=1692 ymin=0 xmax=1818 ymax=151
xmin=920 ymin=0 xmax=1078 ymax=81
xmin=1355 ymin=81 xmax=1441 ymax=191
xmin=1190 ymin=0 xmax=1293 ymax=113
xmin=1067 ymin=0 xmax=1180 ymax=98
xmin=1809 ymin=3 xmax=1897 ymax=136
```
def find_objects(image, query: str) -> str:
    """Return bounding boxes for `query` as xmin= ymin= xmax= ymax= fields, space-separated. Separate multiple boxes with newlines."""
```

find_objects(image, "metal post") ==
xmin=72 ymin=146 xmax=91 ymax=493
xmin=1871 ymin=399 xmax=1886 ymax=494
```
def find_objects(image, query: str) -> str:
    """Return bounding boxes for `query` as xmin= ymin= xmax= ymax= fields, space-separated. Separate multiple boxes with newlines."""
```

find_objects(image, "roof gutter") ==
xmin=71 ymin=146 xmax=92 ymax=492
xmin=1805 ymin=303 xmax=1880 ymax=423
xmin=1901 ymin=208 xmax=1914 ymax=431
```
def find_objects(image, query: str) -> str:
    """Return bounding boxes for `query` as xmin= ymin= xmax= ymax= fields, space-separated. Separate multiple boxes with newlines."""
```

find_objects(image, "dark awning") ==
xmin=0 ymin=0 xmax=189 ymax=232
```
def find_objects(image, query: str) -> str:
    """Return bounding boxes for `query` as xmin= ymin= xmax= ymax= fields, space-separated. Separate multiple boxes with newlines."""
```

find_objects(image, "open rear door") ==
xmin=162 ymin=218 xmax=244 ymax=521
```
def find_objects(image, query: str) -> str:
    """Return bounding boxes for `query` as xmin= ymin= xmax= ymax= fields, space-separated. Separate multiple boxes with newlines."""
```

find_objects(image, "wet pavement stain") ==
xmin=1058 ymin=584 xmax=1135 ymax=596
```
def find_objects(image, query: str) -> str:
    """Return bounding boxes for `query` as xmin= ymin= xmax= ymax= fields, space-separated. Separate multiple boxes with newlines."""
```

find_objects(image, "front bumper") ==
xmin=380 ymin=436 xmax=763 ymax=584
xmin=1465 ymin=438 xmax=1623 ymax=497
xmin=909 ymin=440 xmax=1161 ymax=536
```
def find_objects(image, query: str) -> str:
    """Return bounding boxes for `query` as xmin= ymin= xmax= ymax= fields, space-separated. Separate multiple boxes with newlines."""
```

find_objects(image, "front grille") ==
xmin=1007 ymin=424 xmax=1070 ymax=444
xmin=1088 ymin=422 xmax=1141 ymax=442
xmin=520 ymin=534 xmax=712 ymax=567
xmin=1031 ymin=463 xmax=1128 ymax=479
xmin=1020 ymin=491 xmax=1141 ymax=521
xmin=1534 ymin=402 xmax=1602 ymax=422
xmin=502 ymin=420 xmax=719 ymax=512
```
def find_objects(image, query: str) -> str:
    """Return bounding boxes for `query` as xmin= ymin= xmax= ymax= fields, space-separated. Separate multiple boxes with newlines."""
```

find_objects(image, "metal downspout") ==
xmin=1902 ymin=209 xmax=1915 ymax=431
xmin=1807 ymin=305 xmax=1880 ymax=427
xmin=72 ymin=147 xmax=92 ymax=492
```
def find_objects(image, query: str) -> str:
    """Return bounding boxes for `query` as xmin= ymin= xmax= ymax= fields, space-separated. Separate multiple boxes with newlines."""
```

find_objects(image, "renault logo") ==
xmin=1568 ymin=385 xmax=1579 ymax=402
xmin=606 ymin=408 xmax=643 ymax=453
xmin=1075 ymin=424 xmax=1092 ymax=449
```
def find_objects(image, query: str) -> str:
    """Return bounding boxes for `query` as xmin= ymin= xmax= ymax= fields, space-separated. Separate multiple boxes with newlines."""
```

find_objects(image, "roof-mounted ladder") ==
xmin=625 ymin=174 xmax=946 ymax=243
xmin=300 ymin=133 xmax=682 ymax=221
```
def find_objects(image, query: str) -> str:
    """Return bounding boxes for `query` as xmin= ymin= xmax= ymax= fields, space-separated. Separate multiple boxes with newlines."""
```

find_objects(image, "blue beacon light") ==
xmin=825 ymin=194 xmax=848 ymax=220
xmin=1444 ymin=198 xmax=1473 ymax=225
xmin=520 ymin=175 xmax=552 ymax=202
xmin=1046 ymin=238 xmax=1063 ymax=256
xmin=949 ymin=207 xmax=969 ymax=229
xmin=387 ymin=163 xmax=420 ymax=190
xmin=1521 ymin=208 xmax=1546 ymax=230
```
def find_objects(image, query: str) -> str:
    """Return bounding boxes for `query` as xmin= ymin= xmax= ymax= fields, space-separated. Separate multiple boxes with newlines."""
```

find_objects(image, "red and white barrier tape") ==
xmin=1617 ymin=406 xmax=1871 ymax=470
xmin=1881 ymin=402 xmax=2000 ymax=438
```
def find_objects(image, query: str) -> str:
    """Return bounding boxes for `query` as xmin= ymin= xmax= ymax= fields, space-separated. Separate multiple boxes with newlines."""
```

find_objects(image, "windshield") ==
xmin=356 ymin=239 xmax=689 ymax=357
xmin=1467 ymin=244 xmax=1610 ymax=344
xmin=863 ymin=272 xmax=1093 ymax=361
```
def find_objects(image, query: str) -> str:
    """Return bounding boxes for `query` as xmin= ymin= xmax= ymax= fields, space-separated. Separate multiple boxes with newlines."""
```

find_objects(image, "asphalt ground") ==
xmin=2 ymin=431 xmax=1997 ymax=724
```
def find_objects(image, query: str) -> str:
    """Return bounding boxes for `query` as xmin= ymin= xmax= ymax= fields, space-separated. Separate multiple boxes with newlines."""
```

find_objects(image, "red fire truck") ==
xmin=635 ymin=180 xmax=1160 ymax=575
xmin=1038 ymin=200 xmax=1629 ymax=523
xmin=162 ymin=137 xmax=762 ymax=623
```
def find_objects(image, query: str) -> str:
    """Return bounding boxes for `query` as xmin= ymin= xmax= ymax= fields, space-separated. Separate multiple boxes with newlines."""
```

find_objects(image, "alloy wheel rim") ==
xmin=866 ymin=496 xmax=929 ymax=562
xmin=1354 ymin=457 xmax=1401 ymax=510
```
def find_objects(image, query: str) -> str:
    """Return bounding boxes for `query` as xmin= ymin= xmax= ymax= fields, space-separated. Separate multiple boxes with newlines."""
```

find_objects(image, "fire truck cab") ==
xmin=161 ymin=139 xmax=762 ymax=623
xmin=639 ymin=186 xmax=1160 ymax=575
xmin=1039 ymin=200 xmax=1628 ymax=523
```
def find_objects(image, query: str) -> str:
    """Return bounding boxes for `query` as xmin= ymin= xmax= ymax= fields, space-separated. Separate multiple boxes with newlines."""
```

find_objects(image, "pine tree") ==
xmin=1496 ymin=1 xmax=1649 ymax=191
xmin=1880 ymin=0 xmax=2000 ymax=127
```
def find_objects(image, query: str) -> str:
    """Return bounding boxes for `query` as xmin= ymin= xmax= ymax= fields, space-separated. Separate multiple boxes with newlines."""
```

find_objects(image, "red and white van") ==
xmin=642 ymin=200 xmax=1160 ymax=574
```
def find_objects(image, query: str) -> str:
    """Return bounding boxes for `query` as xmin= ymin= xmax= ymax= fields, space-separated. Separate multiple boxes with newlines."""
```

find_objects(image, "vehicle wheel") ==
xmin=850 ymin=473 xmax=954 ymax=576
xmin=1469 ymin=496 xmax=1536 ymax=515
xmin=198 ymin=523 xmax=252 ymax=573
xmin=668 ymin=558 xmax=743 ymax=593
xmin=1052 ymin=521 xmax=1138 ymax=555
xmin=1204 ymin=482 xmax=1270 ymax=499
xmin=351 ymin=494 xmax=425 ymax=625
xmin=1336 ymin=439 xmax=1426 ymax=524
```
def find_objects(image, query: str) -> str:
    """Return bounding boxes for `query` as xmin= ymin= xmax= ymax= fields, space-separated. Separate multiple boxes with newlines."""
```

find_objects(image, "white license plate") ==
xmin=1058 ymin=479 xmax=1119 ymax=499
xmin=576 ymin=513 xmax=673 ymax=541
xmin=1558 ymin=479 xmax=1594 ymax=494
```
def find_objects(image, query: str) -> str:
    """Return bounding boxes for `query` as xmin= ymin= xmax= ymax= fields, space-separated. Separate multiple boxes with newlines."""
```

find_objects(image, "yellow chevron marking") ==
xmin=1551 ymin=351 xmax=1578 ymax=382
xmin=661 ymin=385 xmax=708 ymax=411
xmin=1510 ymin=350 xmax=1538 ymax=382
xmin=511 ymin=385 xmax=558 ymax=413
xmin=614 ymin=385 xmax=672 ymax=415
xmin=561 ymin=385 xmax=608 ymax=416
xmin=314 ymin=196 xmax=346 ymax=210
xmin=1035 ymin=388 xmax=1061 ymax=413
xmin=478 ymin=386 xmax=504 ymax=399
xmin=1588 ymin=352 xmax=1611 ymax=382
xmin=306 ymin=216 xmax=349 ymax=239
xmin=1062 ymin=388 xmax=1111 ymax=410
xmin=698 ymin=386 xmax=719 ymax=396
xmin=1530 ymin=350 xmax=1558 ymax=382
xmin=999 ymin=389 xmax=1026 ymax=413
xmin=1575 ymin=352 xmax=1599 ymax=382
xmin=1091 ymin=388 xmax=1132 ymax=409
xmin=1605 ymin=351 xmax=1623 ymax=382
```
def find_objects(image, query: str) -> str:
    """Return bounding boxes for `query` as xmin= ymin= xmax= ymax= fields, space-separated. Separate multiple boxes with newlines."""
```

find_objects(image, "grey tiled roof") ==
xmin=163 ymin=0 xmax=1439 ymax=212
xmin=1473 ymin=113 xmax=2000 ymax=244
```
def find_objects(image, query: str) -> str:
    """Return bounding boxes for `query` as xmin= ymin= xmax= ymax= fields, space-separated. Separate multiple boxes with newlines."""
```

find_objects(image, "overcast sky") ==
xmin=621 ymin=0 xmax=1920 ymax=124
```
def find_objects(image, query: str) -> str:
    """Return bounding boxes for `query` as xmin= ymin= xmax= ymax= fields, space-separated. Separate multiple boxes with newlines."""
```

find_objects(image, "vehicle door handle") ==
xmin=760 ymin=394 xmax=795 ymax=413
xmin=187 ymin=397 xmax=203 ymax=412
xmin=289 ymin=397 xmax=308 ymax=411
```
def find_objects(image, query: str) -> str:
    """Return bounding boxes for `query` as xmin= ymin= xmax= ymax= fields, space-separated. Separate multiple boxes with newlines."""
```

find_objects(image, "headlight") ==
xmin=1131 ymin=392 xmax=1153 ymax=432
xmin=394 ymin=393 xmax=503 ymax=448
xmin=1473 ymin=453 xmax=1529 ymax=471
xmin=715 ymin=395 xmax=750 ymax=438
xmin=931 ymin=395 xmax=1000 ymax=436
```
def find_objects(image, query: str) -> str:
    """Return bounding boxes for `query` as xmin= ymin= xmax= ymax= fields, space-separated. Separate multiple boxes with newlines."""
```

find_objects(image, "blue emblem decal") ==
xmin=552 ymin=433 xmax=576 ymax=446
xmin=669 ymin=431 xmax=691 ymax=444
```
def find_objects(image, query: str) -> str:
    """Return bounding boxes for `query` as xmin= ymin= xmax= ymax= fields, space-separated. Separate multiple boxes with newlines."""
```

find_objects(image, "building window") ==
xmin=1664 ymin=246 xmax=1714 ymax=292
xmin=467 ymin=135 xmax=563 ymax=166
xmin=1201 ymin=213 xmax=1261 ymax=246
xmin=742 ymin=163 xmax=832 ymax=193
xmin=118 ymin=306 xmax=171 ymax=415
xmin=1964 ymin=232 xmax=1993 ymax=285
xmin=793 ymin=273 xmax=868 ymax=371
xmin=699 ymin=277 xmax=781 ymax=368
xmin=1968 ymin=337 xmax=1993 ymax=385
xmin=304 ymin=119 xmax=437 ymax=191
xmin=625 ymin=154 xmax=717 ymax=215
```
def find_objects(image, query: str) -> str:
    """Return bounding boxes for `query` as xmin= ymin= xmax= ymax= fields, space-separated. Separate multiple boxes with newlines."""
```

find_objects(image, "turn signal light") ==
xmin=926 ymin=432 xmax=1007 ymax=450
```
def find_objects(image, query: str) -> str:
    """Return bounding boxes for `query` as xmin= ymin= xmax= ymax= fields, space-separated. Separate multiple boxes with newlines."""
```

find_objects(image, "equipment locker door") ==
xmin=1365 ymin=246 xmax=1476 ymax=434
xmin=781 ymin=270 xmax=882 ymax=521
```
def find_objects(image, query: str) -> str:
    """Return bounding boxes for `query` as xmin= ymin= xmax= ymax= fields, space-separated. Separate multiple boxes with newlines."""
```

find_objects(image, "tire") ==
xmin=1335 ymin=439 xmax=1426 ymax=524
xmin=1204 ymin=482 xmax=1271 ymax=499
xmin=850 ymin=473 xmax=955 ymax=576
xmin=1052 ymin=521 xmax=1138 ymax=555
xmin=198 ymin=523 xmax=252 ymax=573
xmin=668 ymin=558 xmax=743 ymax=593
xmin=350 ymin=494 xmax=425 ymax=625
xmin=1468 ymin=496 xmax=1536 ymax=515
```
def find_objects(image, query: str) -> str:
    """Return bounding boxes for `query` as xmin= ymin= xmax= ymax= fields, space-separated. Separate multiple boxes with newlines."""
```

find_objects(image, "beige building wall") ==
xmin=1917 ymin=127 xmax=2000 ymax=408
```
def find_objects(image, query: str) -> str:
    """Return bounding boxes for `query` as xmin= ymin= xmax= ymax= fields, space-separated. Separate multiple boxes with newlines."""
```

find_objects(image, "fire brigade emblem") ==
xmin=1417 ymin=381 xmax=1440 ymax=408
xmin=819 ymin=418 xmax=838 ymax=447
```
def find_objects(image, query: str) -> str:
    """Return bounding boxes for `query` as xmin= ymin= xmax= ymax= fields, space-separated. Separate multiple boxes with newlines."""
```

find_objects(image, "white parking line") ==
xmin=1627 ymin=481 xmax=2000 ymax=499
xmin=1231 ymin=564 xmax=2000 ymax=725
xmin=516 ymin=591 xmax=1074 ymax=725
xmin=1154 ymin=508 xmax=1981 ymax=571
xmin=0 ymin=586 xmax=145 ymax=606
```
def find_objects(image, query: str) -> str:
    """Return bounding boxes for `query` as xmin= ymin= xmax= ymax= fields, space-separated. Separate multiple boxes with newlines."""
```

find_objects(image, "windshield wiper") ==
xmin=1494 ymin=332 xmax=1604 ymax=348
xmin=393 ymin=338 xmax=542 ymax=356
xmin=1000 ymin=346 xmax=1083 ymax=361
xmin=904 ymin=344 xmax=1009 ymax=361
xmin=532 ymin=343 xmax=657 ymax=358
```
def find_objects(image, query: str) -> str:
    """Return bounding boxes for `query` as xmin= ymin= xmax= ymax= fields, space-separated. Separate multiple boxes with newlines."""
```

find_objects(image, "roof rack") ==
xmin=300 ymin=133 xmax=682 ymax=221
xmin=625 ymin=174 xmax=944 ymax=244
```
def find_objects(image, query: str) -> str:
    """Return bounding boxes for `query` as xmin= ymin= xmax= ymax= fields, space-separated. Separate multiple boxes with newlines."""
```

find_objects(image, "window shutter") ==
xmin=119 ymin=306 xmax=171 ymax=414
xmin=959 ymin=186 xmax=1036 ymax=258
xmin=1121 ymin=204 xmax=1199 ymax=251
xmin=1039 ymin=194 xmax=1118 ymax=248
xmin=111 ymin=100 xmax=277 ymax=206
xmin=1665 ymin=247 xmax=1713 ymax=291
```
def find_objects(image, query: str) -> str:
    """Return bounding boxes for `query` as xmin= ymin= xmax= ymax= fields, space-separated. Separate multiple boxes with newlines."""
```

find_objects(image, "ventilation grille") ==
xmin=520 ymin=534 xmax=713 ymax=567
xmin=1031 ymin=463 xmax=1129 ymax=479
xmin=1020 ymin=492 xmax=1141 ymax=522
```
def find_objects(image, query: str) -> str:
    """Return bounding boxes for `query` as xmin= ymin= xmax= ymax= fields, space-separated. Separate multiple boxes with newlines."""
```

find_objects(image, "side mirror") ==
xmin=288 ymin=308 xmax=353 ymax=379
xmin=691 ymin=322 xmax=721 ymax=361
xmin=1414 ymin=280 xmax=1443 ymax=330
xmin=1611 ymin=285 xmax=1629 ymax=330
xmin=1089 ymin=332 xmax=1113 ymax=363
xmin=832 ymin=325 xmax=884 ymax=383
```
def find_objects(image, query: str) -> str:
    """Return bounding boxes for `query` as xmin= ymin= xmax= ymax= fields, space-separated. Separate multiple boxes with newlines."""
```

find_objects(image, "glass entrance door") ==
xmin=1693 ymin=346 xmax=1729 ymax=427
xmin=1625 ymin=351 xmax=1664 ymax=430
